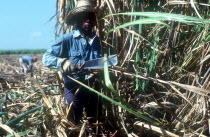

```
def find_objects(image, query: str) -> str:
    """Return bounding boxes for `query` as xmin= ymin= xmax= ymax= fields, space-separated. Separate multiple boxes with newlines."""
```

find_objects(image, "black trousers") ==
xmin=64 ymin=82 xmax=101 ymax=124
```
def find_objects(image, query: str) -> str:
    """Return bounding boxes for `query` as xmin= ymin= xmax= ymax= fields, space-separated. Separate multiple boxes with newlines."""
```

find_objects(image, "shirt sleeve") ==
xmin=42 ymin=48 xmax=64 ymax=68
xmin=29 ymin=64 xmax=33 ymax=71
xmin=22 ymin=56 xmax=33 ymax=66
xmin=42 ymin=36 xmax=68 ymax=69
xmin=28 ymin=58 xmax=33 ymax=66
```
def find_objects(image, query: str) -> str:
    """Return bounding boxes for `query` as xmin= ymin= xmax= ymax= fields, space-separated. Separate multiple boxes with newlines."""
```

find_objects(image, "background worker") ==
xmin=19 ymin=56 xmax=37 ymax=74
xmin=42 ymin=0 xmax=102 ymax=124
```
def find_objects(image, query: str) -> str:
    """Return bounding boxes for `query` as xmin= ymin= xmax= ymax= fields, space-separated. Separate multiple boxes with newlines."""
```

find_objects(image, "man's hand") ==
xmin=61 ymin=59 xmax=85 ymax=74
xmin=61 ymin=59 xmax=75 ymax=74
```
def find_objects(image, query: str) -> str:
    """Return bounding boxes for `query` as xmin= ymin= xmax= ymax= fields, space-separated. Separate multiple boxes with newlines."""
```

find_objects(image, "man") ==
xmin=42 ymin=0 xmax=101 ymax=124
xmin=19 ymin=56 xmax=37 ymax=74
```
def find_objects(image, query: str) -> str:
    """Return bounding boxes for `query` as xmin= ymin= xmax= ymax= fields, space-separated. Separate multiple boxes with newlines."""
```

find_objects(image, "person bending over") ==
xmin=19 ymin=56 xmax=37 ymax=74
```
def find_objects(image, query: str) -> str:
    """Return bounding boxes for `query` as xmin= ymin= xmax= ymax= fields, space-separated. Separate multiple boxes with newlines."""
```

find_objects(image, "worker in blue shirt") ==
xmin=42 ymin=0 xmax=102 ymax=124
xmin=19 ymin=56 xmax=37 ymax=74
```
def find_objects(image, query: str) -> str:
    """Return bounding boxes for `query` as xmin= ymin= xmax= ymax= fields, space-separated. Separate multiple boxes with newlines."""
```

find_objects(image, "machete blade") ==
xmin=84 ymin=54 xmax=118 ymax=69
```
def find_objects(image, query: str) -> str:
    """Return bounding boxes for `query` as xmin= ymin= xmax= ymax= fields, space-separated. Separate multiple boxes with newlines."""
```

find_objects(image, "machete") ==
xmin=83 ymin=54 xmax=118 ymax=69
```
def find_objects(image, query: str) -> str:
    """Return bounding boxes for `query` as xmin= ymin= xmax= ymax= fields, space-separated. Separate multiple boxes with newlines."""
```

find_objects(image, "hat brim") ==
xmin=66 ymin=6 xmax=95 ymax=25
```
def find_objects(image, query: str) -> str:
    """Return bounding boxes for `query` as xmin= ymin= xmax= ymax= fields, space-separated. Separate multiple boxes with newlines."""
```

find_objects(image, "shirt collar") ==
xmin=73 ymin=30 xmax=81 ymax=38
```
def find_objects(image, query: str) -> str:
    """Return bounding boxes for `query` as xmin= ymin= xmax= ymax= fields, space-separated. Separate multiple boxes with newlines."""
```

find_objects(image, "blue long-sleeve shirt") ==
xmin=42 ymin=30 xmax=101 ymax=84
xmin=21 ymin=56 xmax=33 ymax=70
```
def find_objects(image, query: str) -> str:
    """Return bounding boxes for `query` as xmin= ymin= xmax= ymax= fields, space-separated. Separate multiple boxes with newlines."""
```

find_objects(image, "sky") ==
xmin=0 ymin=0 xmax=57 ymax=50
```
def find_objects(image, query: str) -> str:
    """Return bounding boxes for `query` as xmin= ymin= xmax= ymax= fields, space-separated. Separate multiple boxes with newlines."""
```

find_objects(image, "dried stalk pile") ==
xmin=0 ymin=0 xmax=209 ymax=137
xmin=54 ymin=0 xmax=210 ymax=136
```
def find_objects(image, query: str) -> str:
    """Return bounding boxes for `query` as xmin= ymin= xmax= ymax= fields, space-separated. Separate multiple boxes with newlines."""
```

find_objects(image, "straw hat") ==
xmin=66 ymin=0 xmax=96 ymax=25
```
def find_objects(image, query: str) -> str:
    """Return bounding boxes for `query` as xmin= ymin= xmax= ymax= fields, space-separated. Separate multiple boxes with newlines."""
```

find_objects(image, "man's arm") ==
xmin=42 ymin=34 xmax=76 ymax=73
xmin=42 ymin=47 xmax=65 ymax=69
xmin=42 ymin=34 xmax=69 ymax=69
xmin=24 ymin=56 xmax=33 ymax=72
xmin=29 ymin=64 xmax=33 ymax=72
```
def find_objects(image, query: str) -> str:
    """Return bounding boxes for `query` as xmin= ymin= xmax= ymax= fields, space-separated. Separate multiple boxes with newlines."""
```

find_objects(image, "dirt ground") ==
xmin=0 ymin=54 xmax=55 ymax=91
